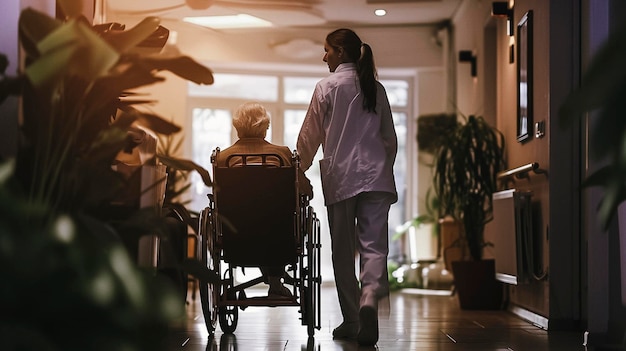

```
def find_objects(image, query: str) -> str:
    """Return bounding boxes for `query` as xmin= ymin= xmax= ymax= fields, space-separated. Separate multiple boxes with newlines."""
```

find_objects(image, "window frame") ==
xmin=185 ymin=66 xmax=416 ymax=235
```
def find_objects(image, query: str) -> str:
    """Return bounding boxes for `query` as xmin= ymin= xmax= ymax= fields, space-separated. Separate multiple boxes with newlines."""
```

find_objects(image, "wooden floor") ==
xmin=167 ymin=284 xmax=587 ymax=351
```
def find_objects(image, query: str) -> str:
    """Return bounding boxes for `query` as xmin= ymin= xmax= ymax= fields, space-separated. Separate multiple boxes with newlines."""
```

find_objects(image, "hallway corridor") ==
xmin=166 ymin=285 xmax=587 ymax=351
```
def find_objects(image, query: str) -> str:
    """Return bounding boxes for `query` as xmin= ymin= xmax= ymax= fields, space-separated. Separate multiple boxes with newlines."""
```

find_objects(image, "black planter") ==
xmin=451 ymin=259 xmax=503 ymax=310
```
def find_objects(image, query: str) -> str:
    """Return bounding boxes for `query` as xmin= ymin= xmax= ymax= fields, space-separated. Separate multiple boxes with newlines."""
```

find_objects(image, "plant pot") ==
xmin=451 ymin=259 xmax=503 ymax=310
xmin=439 ymin=218 xmax=469 ymax=270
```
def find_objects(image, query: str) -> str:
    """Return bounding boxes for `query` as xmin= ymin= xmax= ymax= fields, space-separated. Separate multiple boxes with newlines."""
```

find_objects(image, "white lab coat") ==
xmin=297 ymin=63 xmax=398 ymax=206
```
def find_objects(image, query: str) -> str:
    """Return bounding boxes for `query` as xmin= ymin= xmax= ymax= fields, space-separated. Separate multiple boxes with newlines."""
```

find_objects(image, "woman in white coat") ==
xmin=297 ymin=28 xmax=397 ymax=347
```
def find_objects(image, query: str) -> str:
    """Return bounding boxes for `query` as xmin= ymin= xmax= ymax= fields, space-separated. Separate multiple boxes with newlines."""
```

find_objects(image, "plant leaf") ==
xmin=164 ymin=202 xmax=198 ymax=234
xmin=26 ymin=20 xmax=119 ymax=89
xmin=103 ymin=16 xmax=162 ymax=53
xmin=180 ymin=258 xmax=220 ymax=284
xmin=18 ymin=8 xmax=62 ymax=59
xmin=57 ymin=0 xmax=83 ymax=19
xmin=597 ymin=179 xmax=626 ymax=230
xmin=559 ymin=22 xmax=626 ymax=127
xmin=83 ymin=67 xmax=163 ymax=118
xmin=141 ymin=56 xmax=214 ymax=85
xmin=581 ymin=166 xmax=613 ymax=188
xmin=589 ymin=84 xmax=626 ymax=158
xmin=157 ymin=154 xmax=212 ymax=187
xmin=134 ymin=112 xmax=181 ymax=135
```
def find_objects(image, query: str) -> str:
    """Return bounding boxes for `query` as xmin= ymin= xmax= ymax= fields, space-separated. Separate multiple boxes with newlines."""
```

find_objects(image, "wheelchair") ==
xmin=198 ymin=148 xmax=322 ymax=337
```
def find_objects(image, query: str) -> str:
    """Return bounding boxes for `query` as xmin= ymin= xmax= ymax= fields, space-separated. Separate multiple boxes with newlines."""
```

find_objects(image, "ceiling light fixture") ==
xmin=183 ymin=14 xmax=273 ymax=29
xmin=374 ymin=9 xmax=387 ymax=16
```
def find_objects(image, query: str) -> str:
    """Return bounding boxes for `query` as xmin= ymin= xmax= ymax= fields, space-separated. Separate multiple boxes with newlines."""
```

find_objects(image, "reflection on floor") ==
xmin=167 ymin=284 xmax=587 ymax=351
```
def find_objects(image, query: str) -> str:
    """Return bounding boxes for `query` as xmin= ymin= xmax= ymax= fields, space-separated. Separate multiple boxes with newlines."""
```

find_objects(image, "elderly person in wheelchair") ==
xmin=215 ymin=101 xmax=313 ymax=299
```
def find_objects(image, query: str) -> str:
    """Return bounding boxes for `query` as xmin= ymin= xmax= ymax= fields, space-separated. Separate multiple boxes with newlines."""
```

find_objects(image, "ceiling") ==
xmin=103 ymin=0 xmax=463 ymax=29
xmin=101 ymin=0 xmax=463 ymax=67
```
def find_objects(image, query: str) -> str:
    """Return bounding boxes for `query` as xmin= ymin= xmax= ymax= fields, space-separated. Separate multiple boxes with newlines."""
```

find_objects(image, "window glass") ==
xmin=380 ymin=79 xmax=409 ymax=107
xmin=188 ymin=73 xmax=279 ymax=101
xmin=188 ymin=72 xmax=411 ymax=269
xmin=283 ymin=77 xmax=319 ymax=104
xmin=283 ymin=109 xmax=306 ymax=151
xmin=283 ymin=109 xmax=323 ymax=180
xmin=389 ymin=112 xmax=407 ymax=260
xmin=190 ymin=107 xmax=232 ymax=211
xmin=265 ymin=111 xmax=273 ymax=142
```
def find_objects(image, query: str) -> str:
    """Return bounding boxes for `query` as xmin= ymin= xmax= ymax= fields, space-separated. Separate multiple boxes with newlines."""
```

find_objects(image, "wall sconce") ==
xmin=458 ymin=50 xmax=477 ymax=77
xmin=491 ymin=1 xmax=514 ymax=36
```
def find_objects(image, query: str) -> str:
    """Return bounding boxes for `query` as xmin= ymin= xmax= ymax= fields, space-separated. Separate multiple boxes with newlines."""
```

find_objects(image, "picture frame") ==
xmin=517 ymin=10 xmax=533 ymax=143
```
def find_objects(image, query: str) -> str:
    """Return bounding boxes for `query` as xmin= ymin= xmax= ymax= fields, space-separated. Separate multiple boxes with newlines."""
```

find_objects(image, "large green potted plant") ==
xmin=0 ymin=0 xmax=214 ymax=349
xmin=432 ymin=114 xmax=506 ymax=309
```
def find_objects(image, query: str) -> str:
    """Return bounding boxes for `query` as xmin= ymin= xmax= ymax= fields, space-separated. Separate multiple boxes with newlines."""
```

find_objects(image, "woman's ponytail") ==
xmin=358 ymin=43 xmax=378 ymax=113
xmin=326 ymin=28 xmax=379 ymax=113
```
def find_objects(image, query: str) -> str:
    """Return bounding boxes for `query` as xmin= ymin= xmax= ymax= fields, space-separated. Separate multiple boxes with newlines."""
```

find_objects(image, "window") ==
xmin=189 ymin=108 xmax=232 ymax=211
xmin=189 ymin=73 xmax=279 ymax=101
xmin=381 ymin=79 xmax=409 ymax=107
xmin=283 ymin=77 xmax=318 ymax=104
xmin=187 ymin=70 xmax=413 ymax=274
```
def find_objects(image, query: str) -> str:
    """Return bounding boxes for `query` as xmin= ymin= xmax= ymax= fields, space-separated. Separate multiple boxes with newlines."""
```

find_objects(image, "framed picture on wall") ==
xmin=517 ymin=10 xmax=533 ymax=143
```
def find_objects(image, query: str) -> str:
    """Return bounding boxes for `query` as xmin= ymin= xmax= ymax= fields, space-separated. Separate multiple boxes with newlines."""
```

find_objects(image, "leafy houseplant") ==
xmin=0 ymin=0 xmax=214 ymax=349
xmin=432 ymin=115 xmax=506 ymax=261
xmin=432 ymin=114 xmax=506 ymax=310
xmin=10 ymin=5 xmax=213 ymax=216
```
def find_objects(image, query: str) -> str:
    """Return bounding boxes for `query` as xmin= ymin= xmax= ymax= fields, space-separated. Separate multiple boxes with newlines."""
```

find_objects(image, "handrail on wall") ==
xmin=497 ymin=162 xmax=547 ymax=180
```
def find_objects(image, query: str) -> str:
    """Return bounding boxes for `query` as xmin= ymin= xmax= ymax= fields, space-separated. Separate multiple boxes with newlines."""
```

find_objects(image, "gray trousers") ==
xmin=327 ymin=191 xmax=393 ymax=323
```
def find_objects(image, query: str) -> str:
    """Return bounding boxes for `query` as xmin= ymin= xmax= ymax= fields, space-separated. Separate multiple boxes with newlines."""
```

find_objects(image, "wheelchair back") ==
xmin=212 ymin=153 xmax=299 ymax=268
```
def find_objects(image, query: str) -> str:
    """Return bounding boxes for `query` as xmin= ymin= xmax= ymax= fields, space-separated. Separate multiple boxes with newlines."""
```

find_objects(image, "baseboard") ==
xmin=400 ymin=288 xmax=453 ymax=296
xmin=508 ymin=304 xmax=549 ymax=330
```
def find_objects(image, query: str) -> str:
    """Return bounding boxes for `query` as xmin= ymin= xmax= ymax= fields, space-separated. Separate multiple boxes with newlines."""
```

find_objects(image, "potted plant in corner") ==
xmin=432 ymin=114 xmax=506 ymax=310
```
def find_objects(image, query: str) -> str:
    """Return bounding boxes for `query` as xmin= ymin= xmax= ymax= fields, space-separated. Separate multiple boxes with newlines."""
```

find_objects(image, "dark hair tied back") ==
xmin=326 ymin=28 xmax=378 ymax=113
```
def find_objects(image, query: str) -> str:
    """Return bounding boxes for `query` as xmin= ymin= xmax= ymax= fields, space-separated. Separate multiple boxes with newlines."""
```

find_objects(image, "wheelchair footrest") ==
xmin=221 ymin=296 xmax=299 ymax=308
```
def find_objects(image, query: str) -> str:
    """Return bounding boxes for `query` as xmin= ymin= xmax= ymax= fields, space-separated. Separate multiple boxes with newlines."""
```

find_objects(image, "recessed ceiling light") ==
xmin=183 ymin=14 xmax=273 ymax=29
xmin=375 ymin=9 xmax=387 ymax=16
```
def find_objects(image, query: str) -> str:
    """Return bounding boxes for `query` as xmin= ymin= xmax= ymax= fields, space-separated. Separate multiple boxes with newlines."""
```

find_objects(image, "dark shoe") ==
xmin=268 ymin=285 xmax=293 ymax=299
xmin=332 ymin=321 xmax=358 ymax=340
xmin=357 ymin=306 xmax=379 ymax=346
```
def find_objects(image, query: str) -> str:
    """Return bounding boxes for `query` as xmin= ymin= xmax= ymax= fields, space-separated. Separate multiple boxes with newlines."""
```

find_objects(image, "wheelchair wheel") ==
xmin=199 ymin=207 xmax=219 ymax=335
xmin=304 ymin=206 xmax=321 ymax=337
xmin=303 ymin=241 xmax=316 ymax=337
xmin=199 ymin=280 xmax=217 ymax=335
xmin=304 ymin=285 xmax=315 ymax=337
xmin=237 ymin=290 xmax=248 ymax=310
xmin=219 ymin=268 xmax=238 ymax=334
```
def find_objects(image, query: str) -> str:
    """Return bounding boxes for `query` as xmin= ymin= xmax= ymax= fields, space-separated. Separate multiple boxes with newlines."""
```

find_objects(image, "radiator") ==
xmin=491 ymin=189 xmax=533 ymax=285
